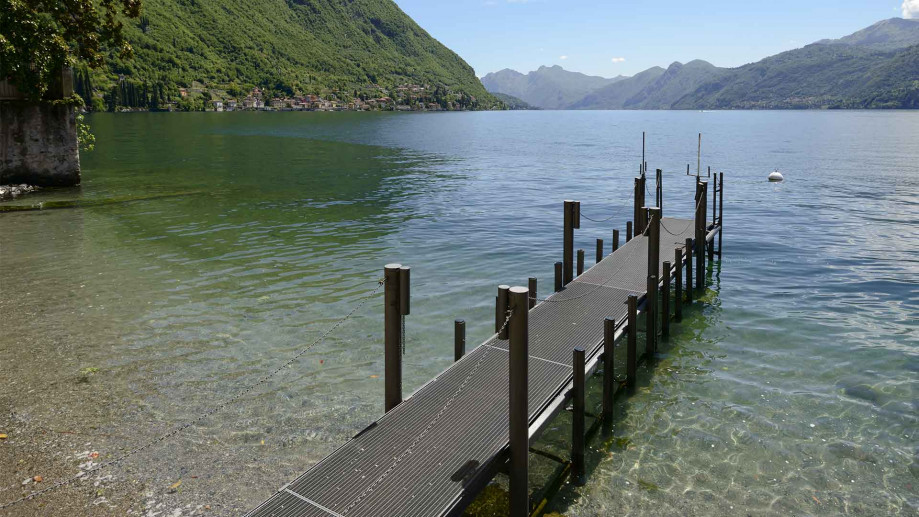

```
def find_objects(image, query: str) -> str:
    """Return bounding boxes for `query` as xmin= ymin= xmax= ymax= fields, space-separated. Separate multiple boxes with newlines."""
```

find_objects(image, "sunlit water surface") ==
xmin=1 ymin=111 xmax=916 ymax=516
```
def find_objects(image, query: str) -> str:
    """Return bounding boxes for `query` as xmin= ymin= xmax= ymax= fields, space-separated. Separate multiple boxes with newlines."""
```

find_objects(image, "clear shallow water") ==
xmin=0 ymin=111 xmax=917 ymax=515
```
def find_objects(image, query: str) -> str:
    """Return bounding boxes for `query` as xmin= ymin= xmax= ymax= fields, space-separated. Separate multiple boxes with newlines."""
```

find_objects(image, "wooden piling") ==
xmin=613 ymin=229 xmax=620 ymax=252
xmin=662 ymin=261 xmax=670 ymax=338
xmin=508 ymin=286 xmax=530 ymax=517
xmin=596 ymin=239 xmax=603 ymax=265
xmin=627 ymin=295 xmax=637 ymax=388
xmin=718 ymin=172 xmax=724 ymax=256
xmin=602 ymin=317 xmax=615 ymax=434
xmin=646 ymin=275 xmax=657 ymax=356
xmin=572 ymin=347 xmax=586 ymax=486
xmin=674 ymin=248 xmax=683 ymax=322
xmin=454 ymin=319 xmax=465 ymax=361
xmin=626 ymin=221 xmax=633 ymax=242
xmin=577 ymin=249 xmax=585 ymax=276
xmin=528 ymin=277 xmax=537 ymax=309
xmin=554 ymin=262 xmax=563 ymax=292
xmin=384 ymin=264 xmax=404 ymax=413
xmin=563 ymin=200 xmax=575 ymax=286
xmin=497 ymin=285 xmax=510 ymax=339
xmin=685 ymin=237 xmax=693 ymax=303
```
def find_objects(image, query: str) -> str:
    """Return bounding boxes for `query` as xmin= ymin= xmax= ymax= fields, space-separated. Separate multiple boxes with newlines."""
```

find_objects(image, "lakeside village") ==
xmin=75 ymin=73 xmax=491 ymax=112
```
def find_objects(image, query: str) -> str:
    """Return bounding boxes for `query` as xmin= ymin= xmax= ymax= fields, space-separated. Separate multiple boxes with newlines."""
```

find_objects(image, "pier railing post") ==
xmin=596 ymin=239 xmax=603 ymax=265
xmin=613 ymin=229 xmax=620 ymax=252
xmin=454 ymin=319 xmax=465 ymax=361
xmin=577 ymin=249 xmax=585 ymax=276
xmin=528 ymin=277 xmax=537 ymax=309
xmin=695 ymin=181 xmax=705 ymax=290
xmin=718 ymin=172 xmax=724 ymax=257
xmin=646 ymin=275 xmax=657 ymax=356
xmin=646 ymin=207 xmax=660 ymax=353
xmin=708 ymin=179 xmax=714 ymax=262
xmin=602 ymin=317 xmax=615 ymax=435
xmin=674 ymin=248 xmax=683 ymax=322
xmin=627 ymin=295 xmax=637 ymax=388
xmin=572 ymin=347 xmax=586 ymax=486
xmin=554 ymin=262 xmax=563 ymax=292
xmin=633 ymin=178 xmax=641 ymax=236
xmin=497 ymin=285 xmax=510 ymax=339
xmin=508 ymin=286 xmax=530 ymax=517
xmin=685 ymin=237 xmax=693 ymax=304
xmin=384 ymin=264 xmax=405 ymax=413
xmin=626 ymin=221 xmax=633 ymax=242
xmin=563 ymin=200 xmax=579 ymax=285
xmin=662 ymin=261 xmax=671 ymax=338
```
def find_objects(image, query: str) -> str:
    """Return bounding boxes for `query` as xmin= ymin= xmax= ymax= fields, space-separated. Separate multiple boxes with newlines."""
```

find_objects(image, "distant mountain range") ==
xmin=483 ymin=18 xmax=919 ymax=110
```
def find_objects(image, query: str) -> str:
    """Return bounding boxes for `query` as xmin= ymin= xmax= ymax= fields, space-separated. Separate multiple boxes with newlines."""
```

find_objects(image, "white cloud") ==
xmin=904 ymin=0 xmax=919 ymax=18
xmin=611 ymin=57 xmax=626 ymax=63
xmin=559 ymin=55 xmax=568 ymax=60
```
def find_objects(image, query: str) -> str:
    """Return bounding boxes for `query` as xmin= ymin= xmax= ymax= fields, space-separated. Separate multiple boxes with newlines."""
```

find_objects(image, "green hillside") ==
xmin=87 ymin=0 xmax=496 ymax=109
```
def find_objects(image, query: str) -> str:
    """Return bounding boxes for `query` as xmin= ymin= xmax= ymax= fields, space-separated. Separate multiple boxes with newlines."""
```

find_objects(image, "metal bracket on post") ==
xmin=508 ymin=286 xmax=530 ymax=517
xmin=572 ymin=347 xmax=586 ymax=486
xmin=384 ymin=264 xmax=405 ymax=413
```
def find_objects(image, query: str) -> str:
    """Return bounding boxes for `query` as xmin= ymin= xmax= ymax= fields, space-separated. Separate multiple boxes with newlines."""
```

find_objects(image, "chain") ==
xmin=0 ymin=279 xmax=385 ymax=511
xmin=579 ymin=211 xmax=618 ymax=223
xmin=342 ymin=307 xmax=514 ymax=514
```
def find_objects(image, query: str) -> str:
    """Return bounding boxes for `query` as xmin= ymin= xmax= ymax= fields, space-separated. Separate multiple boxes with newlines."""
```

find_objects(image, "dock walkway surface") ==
xmin=248 ymin=217 xmax=698 ymax=517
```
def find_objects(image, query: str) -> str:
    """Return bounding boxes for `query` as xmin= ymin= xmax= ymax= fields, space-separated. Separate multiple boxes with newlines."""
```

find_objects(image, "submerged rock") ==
xmin=0 ymin=184 xmax=37 ymax=200
xmin=838 ymin=382 xmax=881 ymax=404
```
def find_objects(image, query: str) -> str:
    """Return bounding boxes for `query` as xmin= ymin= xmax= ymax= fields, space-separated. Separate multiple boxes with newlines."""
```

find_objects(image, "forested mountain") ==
xmin=86 ymin=0 xmax=497 ymax=110
xmin=481 ymin=66 xmax=625 ymax=109
xmin=484 ymin=18 xmax=919 ymax=110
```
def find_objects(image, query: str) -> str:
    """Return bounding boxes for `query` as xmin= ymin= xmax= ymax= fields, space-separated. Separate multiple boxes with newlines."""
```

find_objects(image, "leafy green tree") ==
xmin=0 ymin=0 xmax=142 ymax=101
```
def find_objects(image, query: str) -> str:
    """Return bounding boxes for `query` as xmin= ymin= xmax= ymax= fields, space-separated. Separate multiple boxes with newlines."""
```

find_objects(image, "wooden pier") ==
xmin=247 ymin=169 xmax=724 ymax=517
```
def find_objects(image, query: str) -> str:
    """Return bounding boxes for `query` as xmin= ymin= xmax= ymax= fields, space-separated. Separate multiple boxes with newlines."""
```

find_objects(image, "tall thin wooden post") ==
xmin=646 ymin=275 xmax=657 ymax=356
xmin=662 ymin=261 xmax=671 ymax=338
xmin=656 ymin=168 xmax=662 ymax=210
xmin=508 ymin=287 xmax=530 ymax=517
xmin=695 ymin=182 xmax=705 ymax=290
xmin=572 ymin=347 xmax=586 ymax=486
xmin=384 ymin=264 xmax=404 ymax=413
xmin=685 ymin=237 xmax=693 ymax=303
xmin=612 ymin=229 xmax=620 ymax=252
xmin=454 ymin=319 xmax=465 ymax=361
xmin=563 ymin=200 xmax=579 ymax=285
xmin=708 ymin=178 xmax=715 ymax=262
xmin=626 ymin=221 xmax=633 ymax=242
xmin=528 ymin=277 xmax=537 ymax=309
xmin=718 ymin=172 xmax=724 ymax=257
xmin=497 ymin=285 xmax=510 ymax=339
xmin=602 ymin=317 xmax=615 ymax=435
xmin=674 ymin=248 xmax=683 ymax=322
xmin=627 ymin=295 xmax=637 ymax=388
xmin=646 ymin=207 xmax=660 ymax=353
xmin=577 ymin=249 xmax=585 ymax=276
xmin=554 ymin=262 xmax=563 ymax=292
xmin=596 ymin=239 xmax=603 ymax=265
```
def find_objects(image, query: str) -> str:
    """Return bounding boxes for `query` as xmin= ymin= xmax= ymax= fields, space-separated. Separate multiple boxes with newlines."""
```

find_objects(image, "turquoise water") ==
xmin=0 ymin=111 xmax=916 ymax=515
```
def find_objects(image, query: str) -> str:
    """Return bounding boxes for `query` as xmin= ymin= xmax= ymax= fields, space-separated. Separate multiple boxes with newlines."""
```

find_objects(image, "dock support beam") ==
xmin=572 ymin=347 xmax=586 ymax=486
xmin=674 ymin=248 xmax=683 ymax=322
xmin=613 ymin=229 xmax=619 ymax=252
xmin=384 ymin=264 xmax=408 ymax=413
xmin=662 ymin=261 xmax=671 ymax=338
xmin=554 ymin=262 xmax=563 ymax=292
xmin=454 ymin=319 xmax=465 ymax=361
xmin=577 ymin=249 xmax=585 ymax=277
xmin=508 ymin=286 xmax=530 ymax=517
xmin=685 ymin=238 xmax=693 ymax=304
xmin=627 ymin=295 xmax=637 ymax=388
xmin=563 ymin=200 xmax=580 ymax=286
xmin=497 ymin=285 xmax=510 ymax=339
xmin=602 ymin=317 xmax=615 ymax=434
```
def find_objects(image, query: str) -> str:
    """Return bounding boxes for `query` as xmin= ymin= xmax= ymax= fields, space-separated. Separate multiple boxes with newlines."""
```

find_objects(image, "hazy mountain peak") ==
xmin=817 ymin=17 xmax=919 ymax=50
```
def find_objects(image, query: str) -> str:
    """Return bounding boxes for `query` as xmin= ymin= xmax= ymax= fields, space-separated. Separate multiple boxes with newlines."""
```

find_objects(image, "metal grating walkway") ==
xmin=248 ymin=217 xmax=698 ymax=517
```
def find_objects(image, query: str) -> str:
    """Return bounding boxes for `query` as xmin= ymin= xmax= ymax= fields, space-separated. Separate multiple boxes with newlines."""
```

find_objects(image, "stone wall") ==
xmin=0 ymin=102 xmax=80 ymax=186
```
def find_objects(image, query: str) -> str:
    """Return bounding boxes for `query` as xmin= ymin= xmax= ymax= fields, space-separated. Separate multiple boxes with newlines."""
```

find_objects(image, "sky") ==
xmin=393 ymin=0 xmax=915 ymax=78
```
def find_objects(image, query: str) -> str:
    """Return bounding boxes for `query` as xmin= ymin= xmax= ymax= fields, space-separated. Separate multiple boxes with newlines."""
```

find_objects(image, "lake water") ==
xmin=0 ymin=111 xmax=917 ymax=516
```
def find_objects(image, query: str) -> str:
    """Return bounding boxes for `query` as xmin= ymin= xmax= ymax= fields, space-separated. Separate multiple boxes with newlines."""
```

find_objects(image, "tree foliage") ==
xmin=0 ymin=0 xmax=141 ymax=100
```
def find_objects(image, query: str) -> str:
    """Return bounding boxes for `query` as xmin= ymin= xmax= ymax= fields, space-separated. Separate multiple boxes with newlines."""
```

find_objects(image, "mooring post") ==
xmin=662 ymin=261 xmax=671 ymax=338
xmin=626 ymin=221 xmax=633 ymax=242
xmin=602 ymin=317 xmax=615 ymax=434
xmin=577 ymin=249 xmax=585 ymax=276
xmin=596 ymin=239 xmax=603 ymax=265
xmin=454 ymin=319 xmax=465 ymax=361
xmin=508 ymin=286 xmax=530 ymax=517
xmin=627 ymin=295 xmax=637 ymax=388
xmin=572 ymin=347 xmax=586 ymax=486
xmin=718 ymin=172 xmax=724 ymax=257
xmin=656 ymin=168 xmax=662 ymax=210
xmin=384 ymin=264 xmax=405 ymax=413
xmin=613 ymin=229 xmax=620 ymax=252
xmin=685 ymin=237 xmax=693 ymax=303
xmin=563 ymin=200 xmax=580 ymax=285
xmin=646 ymin=207 xmax=661 ymax=352
xmin=497 ymin=285 xmax=510 ymax=339
xmin=528 ymin=277 xmax=537 ymax=310
xmin=697 ymin=181 xmax=707 ymax=289
xmin=633 ymin=178 xmax=641 ymax=235
xmin=674 ymin=248 xmax=683 ymax=322
xmin=708 ymin=178 xmax=715 ymax=262
xmin=554 ymin=262 xmax=563 ymax=292
xmin=646 ymin=274 xmax=657 ymax=356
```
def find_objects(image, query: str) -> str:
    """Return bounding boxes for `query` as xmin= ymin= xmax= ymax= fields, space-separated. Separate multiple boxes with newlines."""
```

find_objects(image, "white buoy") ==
xmin=768 ymin=170 xmax=784 ymax=182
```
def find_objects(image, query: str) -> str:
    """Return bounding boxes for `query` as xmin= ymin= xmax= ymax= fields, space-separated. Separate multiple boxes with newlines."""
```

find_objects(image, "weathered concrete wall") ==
xmin=0 ymin=102 xmax=80 ymax=186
